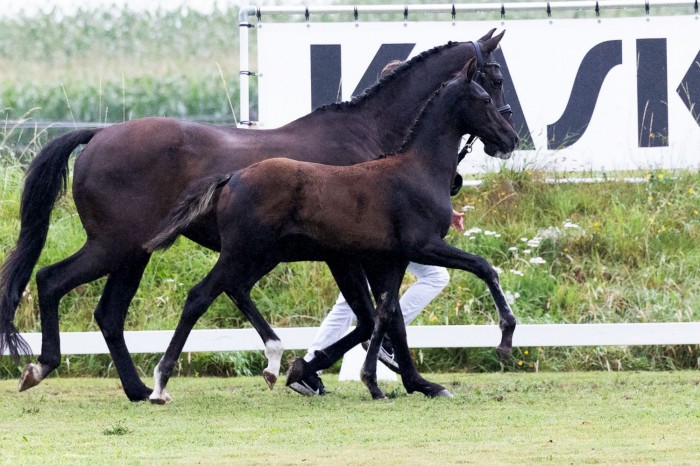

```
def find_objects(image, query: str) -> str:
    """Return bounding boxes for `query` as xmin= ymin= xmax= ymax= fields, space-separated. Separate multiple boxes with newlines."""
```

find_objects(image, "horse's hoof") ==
xmin=434 ymin=389 xmax=454 ymax=398
xmin=18 ymin=363 xmax=42 ymax=392
xmin=372 ymin=393 xmax=388 ymax=400
xmin=496 ymin=345 xmax=512 ymax=361
xmin=149 ymin=391 xmax=173 ymax=405
xmin=285 ymin=358 xmax=306 ymax=386
xmin=263 ymin=370 xmax=277 ymax=390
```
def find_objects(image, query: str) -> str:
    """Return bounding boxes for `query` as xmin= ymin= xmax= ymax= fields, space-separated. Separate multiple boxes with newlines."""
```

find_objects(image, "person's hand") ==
xmin=451 ymin=210 xmax=464 ymax=232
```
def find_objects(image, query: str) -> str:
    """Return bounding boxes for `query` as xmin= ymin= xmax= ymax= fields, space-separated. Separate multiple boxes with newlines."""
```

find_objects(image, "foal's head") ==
xmin=452 ymin=59 xmax=519 ymax=158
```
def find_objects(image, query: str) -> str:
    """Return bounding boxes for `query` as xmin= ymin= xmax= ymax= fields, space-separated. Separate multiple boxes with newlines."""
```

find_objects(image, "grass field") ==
xmin=1 ymin=372 xmax=699 ymax=464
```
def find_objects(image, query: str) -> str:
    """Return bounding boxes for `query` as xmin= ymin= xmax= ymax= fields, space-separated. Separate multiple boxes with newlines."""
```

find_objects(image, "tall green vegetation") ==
xmin=0 ymin=6 xmax=241 ymax=125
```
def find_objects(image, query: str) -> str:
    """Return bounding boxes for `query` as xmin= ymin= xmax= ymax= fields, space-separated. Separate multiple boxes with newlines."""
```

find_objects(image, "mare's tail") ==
xmin=0 ymin=129 xmax=98 ymax=361
xmin=144 ymin=173 xmax=233 ymax=253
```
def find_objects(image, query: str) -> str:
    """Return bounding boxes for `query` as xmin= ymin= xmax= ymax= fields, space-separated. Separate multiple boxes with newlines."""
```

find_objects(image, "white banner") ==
xmin=257 ymin=17 xmax=700 ymax=173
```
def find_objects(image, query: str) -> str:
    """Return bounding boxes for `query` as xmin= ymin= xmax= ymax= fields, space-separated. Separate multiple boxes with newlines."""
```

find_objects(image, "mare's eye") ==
xmin=493 ymin=80 xmax=503 ymax=88
xmin=484 ymin=97 xmax=492 ymax=105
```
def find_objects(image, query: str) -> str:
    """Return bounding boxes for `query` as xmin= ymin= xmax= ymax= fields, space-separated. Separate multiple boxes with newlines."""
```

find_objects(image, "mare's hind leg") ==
xmin=19 ymin=242 xmax=112 ymax=392
xmin=150 ymin=265 xmax=227 ymax=404
xmin=92 ymin=253 xmax=153 ymax=401
xmin=364 ymin=263 xmax=452 ymax=398
xmin=286 ymin=261 xmax=375 ymax=387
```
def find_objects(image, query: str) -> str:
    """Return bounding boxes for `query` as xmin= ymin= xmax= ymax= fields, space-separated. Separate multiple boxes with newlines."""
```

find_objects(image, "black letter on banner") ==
xmin=637 ymin=39 xmax=668 ymax=147
xmin=492 ymin=48 xmax=534 ymax=149
xmin=547 ymin=40 xmax=622 ymax=149
xmin=676 ymin=49 xmax=700 ymax=128
xmin=310 ymin=44 xmax=342 ymax=110
xmin=351 ymin=44 xmax=415 ymax=96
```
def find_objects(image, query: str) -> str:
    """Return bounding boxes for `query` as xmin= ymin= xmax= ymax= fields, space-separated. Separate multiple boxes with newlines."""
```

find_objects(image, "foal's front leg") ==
xmin=414 ymin=237 xmax=517 ymax=360
xmin=365 ymin=263 xmax=452 ymax=398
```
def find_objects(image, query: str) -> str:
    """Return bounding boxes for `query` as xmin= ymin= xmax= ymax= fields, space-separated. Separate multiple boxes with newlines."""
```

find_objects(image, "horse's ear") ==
xmin=480 ymin=29 xmax=506 ymax=54
xmin=464 ymin=57 xmax=478 ymax=82
xmin=477 ymin=28 xmax=496 ymax=43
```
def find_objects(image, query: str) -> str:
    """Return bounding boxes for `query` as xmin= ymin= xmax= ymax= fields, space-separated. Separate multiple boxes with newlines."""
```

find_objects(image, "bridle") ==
xmin=458 ymin=40 xmax=513 ymax=162
xmin=451 ymin=40 xmax=513 ymax=196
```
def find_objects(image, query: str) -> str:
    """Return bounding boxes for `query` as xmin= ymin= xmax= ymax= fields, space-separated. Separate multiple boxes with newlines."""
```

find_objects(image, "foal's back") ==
xmin=218 ymin=156 xmax=431 ymax=255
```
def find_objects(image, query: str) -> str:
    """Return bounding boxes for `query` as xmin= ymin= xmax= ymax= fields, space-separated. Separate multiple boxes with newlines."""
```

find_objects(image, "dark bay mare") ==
xmin=0 ymin=30 xmax=512 ymax=401
xmin=145 ymin=58 xmax=519 ymax=402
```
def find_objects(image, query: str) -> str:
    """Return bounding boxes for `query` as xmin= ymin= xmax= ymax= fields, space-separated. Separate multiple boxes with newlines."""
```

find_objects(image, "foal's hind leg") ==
xmin=150 ymin=266 xmax=226 ymax=404
xmin=226 ymin=290 xmax=283 ymax=389
xmin=19 ymin=242 xmax=112 ymax=392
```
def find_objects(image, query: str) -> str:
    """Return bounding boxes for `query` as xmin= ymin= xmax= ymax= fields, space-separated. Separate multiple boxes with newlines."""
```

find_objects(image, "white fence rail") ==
xmin=8 ymin=323 xmax=700 ymax=380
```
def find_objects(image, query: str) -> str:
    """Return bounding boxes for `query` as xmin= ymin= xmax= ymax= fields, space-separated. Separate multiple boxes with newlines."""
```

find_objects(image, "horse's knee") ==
xmin=35 ymin=267 xmax=57 ymax=299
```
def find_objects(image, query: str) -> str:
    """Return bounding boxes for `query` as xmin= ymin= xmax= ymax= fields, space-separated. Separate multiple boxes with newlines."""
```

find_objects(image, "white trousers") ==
xmin=303 ymin=263 xmax=450 ymax=361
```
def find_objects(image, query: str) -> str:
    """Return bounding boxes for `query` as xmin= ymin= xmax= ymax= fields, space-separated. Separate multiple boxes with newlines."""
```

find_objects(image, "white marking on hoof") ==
xmin=435 ymin=389 xmax=454 ymax=398
xmin=149 ymin=363 xmax=172 ymax=404
xmin=18 ymin=363 xmax=45 ymax=392
xmin=263 ymin=339 xmax=284 ymax=379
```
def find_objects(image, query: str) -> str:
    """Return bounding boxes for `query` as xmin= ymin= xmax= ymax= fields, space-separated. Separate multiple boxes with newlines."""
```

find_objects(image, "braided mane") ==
xmin=312 ymin=41 xmax=462 ymax=114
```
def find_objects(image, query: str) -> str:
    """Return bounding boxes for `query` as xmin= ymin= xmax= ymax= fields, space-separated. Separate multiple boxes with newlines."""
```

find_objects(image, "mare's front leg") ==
xmin=365 ymin=262 xmax=452 ymax=398
xmin=413 ymin=237 xmax=517 ymax=360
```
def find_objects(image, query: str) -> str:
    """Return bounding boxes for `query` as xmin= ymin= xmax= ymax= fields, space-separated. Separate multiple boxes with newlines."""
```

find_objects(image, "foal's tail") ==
xmin=144 ymin=173 xmax=233 ymax=253
xmin=0 ymin=129 xmax=98 ymax=362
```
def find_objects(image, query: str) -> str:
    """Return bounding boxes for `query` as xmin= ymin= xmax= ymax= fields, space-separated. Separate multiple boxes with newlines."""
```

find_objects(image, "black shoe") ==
xmin=361 ymin=338 xmax=400 ymax=373
xmin=287 ymin=372 xmax=326 ymax=397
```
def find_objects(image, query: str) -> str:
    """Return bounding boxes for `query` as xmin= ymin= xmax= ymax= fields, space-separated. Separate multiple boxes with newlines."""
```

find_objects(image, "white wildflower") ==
xmin=563 ymin=221 xmax=580 ymax=229
xmin=504 ymin=290 xmax=521 ymax=305
xmin=464 ymin=227 xmax=482 ymax=236
xmin=530 ymin=257 xmax=547 ymax=264
xmin=494 ymin=266 xmax=504 ymax=275
xmin=509 ymin=269 xmax=524 ymax=276
xmin=461 ymin=205 xmax=475 ymax=212
xmin=508 ymin=246 xmax=518 ymax=252
xmin=523 ymin=249 xmax=531 ymax=254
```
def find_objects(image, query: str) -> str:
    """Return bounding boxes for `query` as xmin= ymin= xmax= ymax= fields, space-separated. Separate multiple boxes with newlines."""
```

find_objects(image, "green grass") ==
xmin=1 ymin=372 xmax=699 ymax=464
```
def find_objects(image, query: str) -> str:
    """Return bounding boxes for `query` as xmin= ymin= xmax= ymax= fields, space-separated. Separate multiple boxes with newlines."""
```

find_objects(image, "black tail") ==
xmin=144 ymin=173 xmax=233 ymax=253
xmin=0 ymin=129 xmax=98 ymax=361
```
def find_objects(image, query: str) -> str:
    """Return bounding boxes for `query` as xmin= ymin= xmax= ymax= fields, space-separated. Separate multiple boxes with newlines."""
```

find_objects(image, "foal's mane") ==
xmin=312 ymin=41 xmax=462 ymax=114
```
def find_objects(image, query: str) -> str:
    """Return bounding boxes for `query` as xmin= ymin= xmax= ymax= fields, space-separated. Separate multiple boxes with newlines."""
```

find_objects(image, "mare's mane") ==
xmin=378 ymin=73 xmax=459 ymax=160
xmin=312 ymin=41 xmax=461 ymax=114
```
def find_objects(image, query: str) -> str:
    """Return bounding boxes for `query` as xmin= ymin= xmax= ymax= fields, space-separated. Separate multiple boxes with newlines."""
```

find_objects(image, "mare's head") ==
xmin=450 ymin=58 xmax=519 ymax=158
xmin=471 ymin=29 xmax=515 ymax=157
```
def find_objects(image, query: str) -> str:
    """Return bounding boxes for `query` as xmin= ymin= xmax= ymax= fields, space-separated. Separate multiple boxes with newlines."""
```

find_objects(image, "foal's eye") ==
xmin=484 ymin=97 xmax=492 ymax=105
xmin=493 ymin=80 xmax=503 ymax=88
